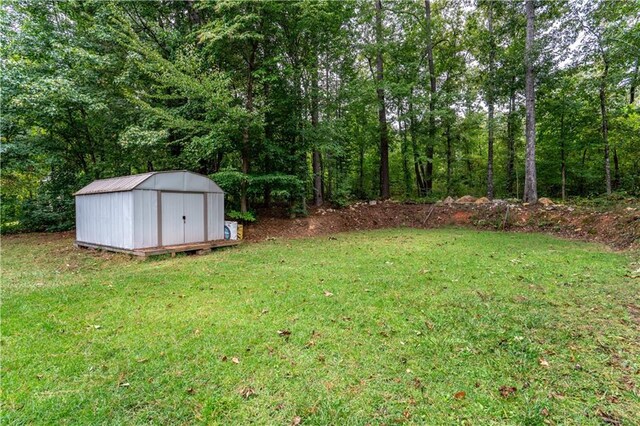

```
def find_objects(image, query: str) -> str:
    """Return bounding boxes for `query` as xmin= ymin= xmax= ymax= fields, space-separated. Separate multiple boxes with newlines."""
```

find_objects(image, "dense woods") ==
xmin=2 ymin=0 xmax=639 ymax=231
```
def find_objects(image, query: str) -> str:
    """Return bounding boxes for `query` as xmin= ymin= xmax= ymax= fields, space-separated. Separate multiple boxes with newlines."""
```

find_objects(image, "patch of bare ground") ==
xmin=245 ymin=200 xmax=640 ymax=250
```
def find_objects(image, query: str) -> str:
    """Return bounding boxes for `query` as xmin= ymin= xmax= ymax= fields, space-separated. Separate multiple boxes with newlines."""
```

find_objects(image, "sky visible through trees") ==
xmin=1 ymin=0 xmax=639 ymax=230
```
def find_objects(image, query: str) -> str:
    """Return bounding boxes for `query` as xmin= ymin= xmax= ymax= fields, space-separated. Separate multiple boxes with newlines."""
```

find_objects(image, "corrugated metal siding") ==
xmin=75 ymin=192 xmax=133 ymax=249
xmin=208 ymin=193 xmax=225 ymax=241
xmin=132 ymin=190 xmax=158 ymax=249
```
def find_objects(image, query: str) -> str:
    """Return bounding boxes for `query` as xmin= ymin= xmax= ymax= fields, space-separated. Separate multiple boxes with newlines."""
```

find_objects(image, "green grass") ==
xmin=2 ymin=229 xmax=639 ymax=425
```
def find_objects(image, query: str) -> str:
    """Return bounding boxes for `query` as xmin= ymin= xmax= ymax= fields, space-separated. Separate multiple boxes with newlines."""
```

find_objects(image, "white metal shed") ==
xmin=74 ymin=171 xmax=228 ymax=254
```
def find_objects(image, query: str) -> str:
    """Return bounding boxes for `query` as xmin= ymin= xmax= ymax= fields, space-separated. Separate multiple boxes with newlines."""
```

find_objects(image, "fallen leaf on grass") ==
xmin=291 ymin=416 xmax=302 ymax=425
xmin=499 ymin=386 xmax=517 ymax=398
xmin=232 ymin=357 xmax=240 ymax=364
xmin=596 ymin=409 xmax=622 ymax=426
xmin=538 ymin=358 xmax=550 ymax=367
xmin=541 ymin=407 xmax=549 ymax=417
xmin=136 ymin=358 xmax=148 ymax=363
xmin=277 ymin=329 xmax=291 ymax=337
xmin=239 ymin=387 xmax=256 ymax=399
xmin=186 ymin=387 xmax=196 ymax=395
xmin=117 ymin=372 xmax=129 ymax=388
xmin=454 ymin=391 xmax=466 ymax=400
xmin=323 ymin=291 xmax=334 ymax=297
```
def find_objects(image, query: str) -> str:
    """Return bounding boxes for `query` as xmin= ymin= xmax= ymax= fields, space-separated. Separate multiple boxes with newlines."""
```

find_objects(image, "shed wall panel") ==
xmin=75 ymin=192 xmax=133 ymax=249
xmin=208 ymin=193 xmax=225 ymax=241
xmin=132 ymin=190 xmax=158 ymax=249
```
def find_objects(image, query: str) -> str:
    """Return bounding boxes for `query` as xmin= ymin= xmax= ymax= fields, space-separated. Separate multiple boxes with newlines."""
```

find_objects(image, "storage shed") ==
xmin=74 ymin=171 xmax=234 ymax=255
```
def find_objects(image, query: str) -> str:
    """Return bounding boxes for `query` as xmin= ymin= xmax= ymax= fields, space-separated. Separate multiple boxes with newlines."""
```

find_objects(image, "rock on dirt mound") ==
xmin=456 ymin=195 xmax=477 ymax=203
xmin=538 ymin=197 xmax=554 ymax=206
xmin=443 ymin=196 xmax=455 ymax=205
xmin=475 ymin=197 xmax=491 ymax=204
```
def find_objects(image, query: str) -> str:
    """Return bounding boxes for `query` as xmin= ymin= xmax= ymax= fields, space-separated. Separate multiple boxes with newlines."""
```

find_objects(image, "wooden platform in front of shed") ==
xmin=75 ymin=240 xmax=241 ymax=257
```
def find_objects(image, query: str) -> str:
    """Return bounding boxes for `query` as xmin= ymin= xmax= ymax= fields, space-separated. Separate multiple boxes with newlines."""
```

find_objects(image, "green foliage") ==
xmin=225 ymin=210 xmax=256 ymax=223
xmin=211 ymin=170 xmax=247 ymax=199
xmin=1 ymin=0 xmax=639 ymax=231
xmin=212 ymin=171 xmax=305 ymax=215
xmin=16 ymin=168 xmax=77 ymax=233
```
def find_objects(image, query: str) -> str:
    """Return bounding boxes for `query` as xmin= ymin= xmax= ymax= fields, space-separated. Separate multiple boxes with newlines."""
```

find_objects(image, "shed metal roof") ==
xmin=74 ymin=171 xmax=222 ymax=195
xmin=74 ymin=172 xmax=155 ymax=195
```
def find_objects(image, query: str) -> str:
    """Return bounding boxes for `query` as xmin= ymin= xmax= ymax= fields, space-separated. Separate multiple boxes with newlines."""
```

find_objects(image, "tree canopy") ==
xmin=2 ymin=0 xmax=639 ymax=231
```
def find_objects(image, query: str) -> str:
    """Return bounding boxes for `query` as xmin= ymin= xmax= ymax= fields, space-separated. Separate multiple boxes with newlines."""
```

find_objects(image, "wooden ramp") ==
xmin=75 ymin=240 xmax=241 ymax=257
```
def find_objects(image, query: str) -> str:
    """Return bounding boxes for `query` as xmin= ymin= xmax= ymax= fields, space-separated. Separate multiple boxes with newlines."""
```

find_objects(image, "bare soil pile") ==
xmin=246 ymin=200 xmax=640 ymax=250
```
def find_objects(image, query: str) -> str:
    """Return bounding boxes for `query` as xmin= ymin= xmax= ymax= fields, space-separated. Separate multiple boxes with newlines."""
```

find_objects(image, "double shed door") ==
xmin=161 ymin=192 xmax=206 ymax=246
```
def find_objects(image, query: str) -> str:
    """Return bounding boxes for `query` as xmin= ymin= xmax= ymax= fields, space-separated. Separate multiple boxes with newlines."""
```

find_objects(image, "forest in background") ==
xmin=1 ymin=0 xmax=639 ymax=232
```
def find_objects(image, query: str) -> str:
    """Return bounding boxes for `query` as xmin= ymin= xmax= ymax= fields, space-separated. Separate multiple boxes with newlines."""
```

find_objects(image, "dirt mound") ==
xmin=456 ymin=195 xmax=477 ymax=203
xmin=246 ymin=201 xmax=640 ymax=250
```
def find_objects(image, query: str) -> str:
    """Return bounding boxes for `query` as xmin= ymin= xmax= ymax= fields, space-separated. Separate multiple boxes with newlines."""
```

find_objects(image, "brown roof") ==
xmin=73 ymin=172 xmax=157 ymax=195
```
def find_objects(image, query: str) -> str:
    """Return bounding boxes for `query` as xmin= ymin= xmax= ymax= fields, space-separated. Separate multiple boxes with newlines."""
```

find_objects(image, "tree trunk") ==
xmin=631 ymin=56 xmax=638 ymax=104
xmin=486 ymin=2 xmax=495 ymax=199
xmin=375 ymin=0 xmax=390 ymax=199
xmin=311 ymin=55 xmax=323 ymax=206
xmin=600 ymin=60 xmax=611 ymax=196
xmin=409 ymin=98 xmax=426 ymax=196
xmin=424 ymin=0 xmax=436 ymax=194
xmin=240 ymin=46 xmax=256 ymax=214
xmin=358 ymin=146 xmax=364 ymax=199
xmin=263 ymin=63 xmax=273 ymax=207
xmin=327 ymin=150 xmax=333 ymax=201
xmin=185 ymin=0 xmax=202 ymax=26
xmin=523 ymin=0 xmax=538 ymax=203
xmin=506 ymin=81 xmax=516 ymax=197
xmin=560 ymin=110 xmax=566 ymax=201
xmin=446 ymin=121 xmax=452 ymax=195
xmin=399 ymin=103 xmax=412 ymax=197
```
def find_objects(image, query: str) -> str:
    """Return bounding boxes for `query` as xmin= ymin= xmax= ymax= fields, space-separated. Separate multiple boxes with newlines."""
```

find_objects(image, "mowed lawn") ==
xmin=2 ymin=229 xmax=639 ymax=425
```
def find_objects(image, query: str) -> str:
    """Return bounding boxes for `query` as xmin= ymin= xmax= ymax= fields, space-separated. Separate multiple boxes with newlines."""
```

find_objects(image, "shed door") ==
xmin=161 ymin=192 xmax=205 ymax=246
xmin=161 ymin=192 xmax=184 ymax=246
xmin=183 ymin=193 xmax=205 ymax=244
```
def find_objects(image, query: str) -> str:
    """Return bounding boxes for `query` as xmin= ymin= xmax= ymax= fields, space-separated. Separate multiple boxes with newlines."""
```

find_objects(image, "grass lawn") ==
xmin=2 ymin=229 xmax=639 ymax=425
